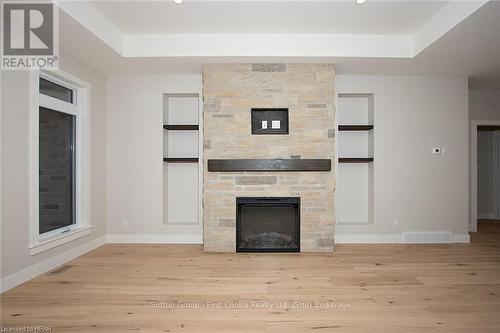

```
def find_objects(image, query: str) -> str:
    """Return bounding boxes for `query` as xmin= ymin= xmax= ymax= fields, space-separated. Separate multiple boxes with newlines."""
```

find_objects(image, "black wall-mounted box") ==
xmin=251 ymin=108 xmax=289 ymax=135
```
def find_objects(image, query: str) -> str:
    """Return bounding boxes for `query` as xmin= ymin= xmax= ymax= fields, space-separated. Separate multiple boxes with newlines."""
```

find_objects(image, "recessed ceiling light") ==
xmin=356 ymin=0 xmax=367 ymax=4
xmin=174 ymin=0 xmax=183 ymax=4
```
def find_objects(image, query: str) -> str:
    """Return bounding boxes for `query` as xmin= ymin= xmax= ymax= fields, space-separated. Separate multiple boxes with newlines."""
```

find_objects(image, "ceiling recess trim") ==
xmin=413 ymin=0 xmax=489 ymax=55
xmin=59 ymin=0 xmax=489 ymax=59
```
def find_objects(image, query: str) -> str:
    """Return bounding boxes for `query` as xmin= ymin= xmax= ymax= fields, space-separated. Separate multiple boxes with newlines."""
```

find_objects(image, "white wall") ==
xmin=0 ymin=52 xmax=107 ymax=290
xmin=108 ymin=74 xmax=469 ymax=243
xmin=335 ymin=76 xmax=469 ymax=242
xmin=106 ymin=75 xmax=202 ymax=242
xmin=470 ymin=89 xmax=500 ymax=121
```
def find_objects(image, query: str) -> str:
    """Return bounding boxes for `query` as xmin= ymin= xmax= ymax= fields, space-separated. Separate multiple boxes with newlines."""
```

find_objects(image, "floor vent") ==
xmin=401 ymin=231 xmax=452 ymax=244
xmin=49 ymin=265 xmax=73 ymax=275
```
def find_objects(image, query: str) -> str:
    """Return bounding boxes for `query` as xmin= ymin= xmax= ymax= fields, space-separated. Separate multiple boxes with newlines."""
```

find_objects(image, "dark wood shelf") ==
xmin=478 ymin=125 xmax=500 ymax=132
xmin=338 ymin=125 xmax=373 ymax=131
xmin=163 ymin=158 xmax=198 ymax=163
xmin=338 ymin=158 xmax=374 ymax=163
xmin=163 ymin=125 xmax=199 ymax=130
xmin=208 ymin=159 xmax=331 ymax=172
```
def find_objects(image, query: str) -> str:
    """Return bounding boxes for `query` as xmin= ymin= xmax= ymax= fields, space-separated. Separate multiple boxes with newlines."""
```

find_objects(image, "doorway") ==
xmin=471 ymin=122 xmax=500 ymax=233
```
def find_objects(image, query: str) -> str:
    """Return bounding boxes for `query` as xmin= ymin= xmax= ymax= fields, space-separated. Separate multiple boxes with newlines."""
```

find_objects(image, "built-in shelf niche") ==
xmin=163 ymin=93 xmax=200 ymax=226
xmin=337 ymin=93 xmax=374 ymax=226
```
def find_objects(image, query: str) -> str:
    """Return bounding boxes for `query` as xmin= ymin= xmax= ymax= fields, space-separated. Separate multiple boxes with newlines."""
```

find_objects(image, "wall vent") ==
xmin=401 ymin=231 xmax=452 ymax=244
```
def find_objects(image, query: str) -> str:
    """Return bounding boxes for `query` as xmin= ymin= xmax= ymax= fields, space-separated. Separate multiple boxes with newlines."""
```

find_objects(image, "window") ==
xmin=30 ymin=71 xmax=91 ymax=255
xmin=39 ymin=107 xmax=75 ymax=234
xmin=39 ymin=78 xmax=74 ymax=103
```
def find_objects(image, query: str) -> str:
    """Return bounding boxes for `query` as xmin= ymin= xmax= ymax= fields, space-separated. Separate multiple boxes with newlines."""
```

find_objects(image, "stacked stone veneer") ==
xmin=203 ymin=64 xmax=336 ymax=252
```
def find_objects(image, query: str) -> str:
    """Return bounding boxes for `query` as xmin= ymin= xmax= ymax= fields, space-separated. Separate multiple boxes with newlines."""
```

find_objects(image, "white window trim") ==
xmin=29 ymin=70 xmax=92 ymax=255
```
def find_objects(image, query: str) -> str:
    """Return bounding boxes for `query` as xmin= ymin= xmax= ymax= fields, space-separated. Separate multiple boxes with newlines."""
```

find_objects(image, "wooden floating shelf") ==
xmin=338 ymin=158 xmax=374 ymax=163
xmin=163 ymin=158 xmax=199 ymax=163
xmin=338 ymin=125 xmax=373 ymax=131
xmin=163 ymin=125 xmax=199 ymax=130
xmin=208 ymin=159 xmax=331 ymax=172
xmin=478 ymin=125 xmax=500 ymax=132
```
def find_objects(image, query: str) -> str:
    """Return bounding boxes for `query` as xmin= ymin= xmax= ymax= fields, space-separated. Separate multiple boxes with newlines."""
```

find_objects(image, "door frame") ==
xmin=470 ymin=120 xmax=500 ymax=232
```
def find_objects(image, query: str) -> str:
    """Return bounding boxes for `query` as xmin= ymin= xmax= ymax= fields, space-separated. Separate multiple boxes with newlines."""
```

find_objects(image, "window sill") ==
xmin=29 ymin=226 xmax=93 ymax=255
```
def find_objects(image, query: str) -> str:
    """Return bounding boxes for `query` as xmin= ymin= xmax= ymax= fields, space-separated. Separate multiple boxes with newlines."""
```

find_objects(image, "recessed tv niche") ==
xmin=251 ymin=108 xmax=289 ymax=135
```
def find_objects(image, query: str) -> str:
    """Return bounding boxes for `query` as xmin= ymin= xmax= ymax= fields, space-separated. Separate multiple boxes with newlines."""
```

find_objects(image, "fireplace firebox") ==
xmin=236 ymin=197 xmax=300 ymax=252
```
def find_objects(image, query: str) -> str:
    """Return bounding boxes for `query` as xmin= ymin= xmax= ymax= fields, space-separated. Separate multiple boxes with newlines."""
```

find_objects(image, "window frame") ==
xmin=29 ymin=70 xmax=92 ymax=255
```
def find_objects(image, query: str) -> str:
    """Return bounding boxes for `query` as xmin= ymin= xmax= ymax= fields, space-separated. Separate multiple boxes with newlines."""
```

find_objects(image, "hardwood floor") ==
xmin=2 ymin=222 xmax=500 ymax=332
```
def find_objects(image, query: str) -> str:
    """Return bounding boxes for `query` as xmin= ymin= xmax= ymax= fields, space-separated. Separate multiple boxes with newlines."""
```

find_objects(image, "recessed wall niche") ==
xmin=251 ymin=108 xmax=289 ymax=135
xmin=336 ymin=93 xmax=374 ymax=226
xmin=163 ymin=93 xmax=200 ymax=226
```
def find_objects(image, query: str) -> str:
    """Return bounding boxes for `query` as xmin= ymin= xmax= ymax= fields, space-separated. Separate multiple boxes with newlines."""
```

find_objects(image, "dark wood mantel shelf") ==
xmin=163 ymin=125 xmax=199 ymax=130
xmin=207 ymin=159 xmax=331 ymax=172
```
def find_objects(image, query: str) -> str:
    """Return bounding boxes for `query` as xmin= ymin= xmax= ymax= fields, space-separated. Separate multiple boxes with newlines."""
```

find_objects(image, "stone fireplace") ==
xmin=203 ymin=63 xmax=335 ymax=252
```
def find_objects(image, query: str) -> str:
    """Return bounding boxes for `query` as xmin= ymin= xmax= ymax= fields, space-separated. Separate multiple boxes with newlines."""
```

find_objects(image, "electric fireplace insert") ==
xmin=236 ymin=197 xmax=300 ymax=252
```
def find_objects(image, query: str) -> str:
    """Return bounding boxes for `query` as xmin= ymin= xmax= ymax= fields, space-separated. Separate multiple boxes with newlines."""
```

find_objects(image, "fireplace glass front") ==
xmin=236 ymin=197 xmax=300 ymax=252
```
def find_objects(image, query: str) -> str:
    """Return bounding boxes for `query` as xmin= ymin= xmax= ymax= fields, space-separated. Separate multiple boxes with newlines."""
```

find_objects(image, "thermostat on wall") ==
xmin=432 ymin=147 xmax=446 ymax=155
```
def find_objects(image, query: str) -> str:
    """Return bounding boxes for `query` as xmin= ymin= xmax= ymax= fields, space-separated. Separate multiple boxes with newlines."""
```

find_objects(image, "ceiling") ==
xmin=89 ymin=0 xmax=447 ymax=35
xmin=58 ymin=0 xmax=500 ymax=88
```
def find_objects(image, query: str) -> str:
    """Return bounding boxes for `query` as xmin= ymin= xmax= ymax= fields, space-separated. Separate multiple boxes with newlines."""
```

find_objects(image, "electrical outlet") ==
xmin=121 ymin=219 xmax=129 ymax=227
xmin=393 ymin=219 xmax=400 ymax=228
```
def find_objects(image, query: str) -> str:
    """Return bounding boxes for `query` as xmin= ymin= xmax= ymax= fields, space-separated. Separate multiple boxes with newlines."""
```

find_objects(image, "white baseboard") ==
xmin=336 ymin=232 xmax=470 ymax=244
xmin=107 ymin=234 xmax=203 ymax=244
xmin=0 ymin=235 xmax=106 ymax=293
xmin=451 ymin=234 xmax=471 ymax=243
xmin=335 ymin=234 xmax=401 ymax=244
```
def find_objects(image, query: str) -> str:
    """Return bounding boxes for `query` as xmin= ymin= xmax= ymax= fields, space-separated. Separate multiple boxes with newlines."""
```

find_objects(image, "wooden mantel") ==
xmin=207 ymin=159 xmax=331 ymax=172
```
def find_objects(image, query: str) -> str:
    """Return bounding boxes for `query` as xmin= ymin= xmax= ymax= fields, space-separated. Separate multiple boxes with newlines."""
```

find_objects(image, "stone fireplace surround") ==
xmin=203 ymin=63 xmax=336 ymax=252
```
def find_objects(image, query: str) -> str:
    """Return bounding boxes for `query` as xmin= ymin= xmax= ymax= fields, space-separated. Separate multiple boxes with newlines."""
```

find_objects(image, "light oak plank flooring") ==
xmin=1 ymin=221 xmax=500 ymax=332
